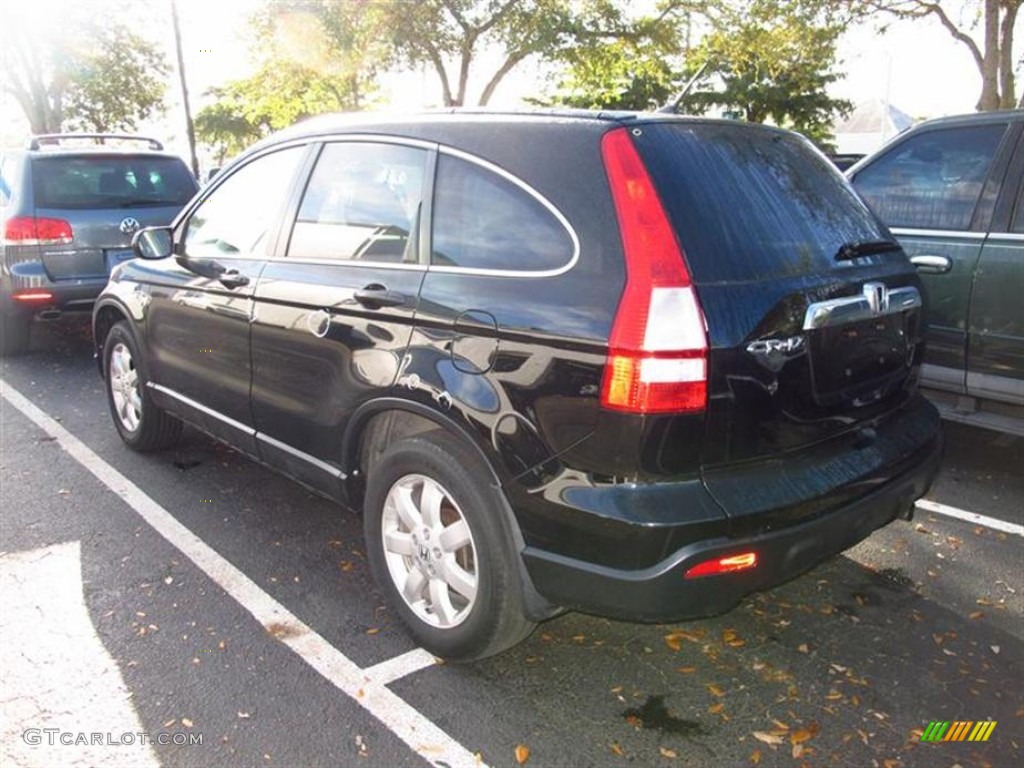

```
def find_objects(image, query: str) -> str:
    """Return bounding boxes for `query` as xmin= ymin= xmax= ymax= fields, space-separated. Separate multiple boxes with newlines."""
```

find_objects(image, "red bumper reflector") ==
xmin=12 ymin=290 xmax=54 ymax=302
xmin=684 ymin=551 xmax=758 ymax=579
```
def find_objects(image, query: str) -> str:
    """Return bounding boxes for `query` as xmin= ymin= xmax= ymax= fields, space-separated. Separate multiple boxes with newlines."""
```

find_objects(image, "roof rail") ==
xmin=28 ymin=133 xmax=164 ymax=151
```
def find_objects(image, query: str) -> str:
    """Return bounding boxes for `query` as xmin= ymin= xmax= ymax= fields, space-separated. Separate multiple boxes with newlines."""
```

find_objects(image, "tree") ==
xmin=196 ymin=62 xmax=363 ymax=162
xmin=371 ymin=0 xmax=590 ymax=106
xmin=1 ymin=4 xmax=167 ymax=134
xmin=195 ymin=0 xmax=389 ymax=161
xmin=852 ymin=0 xmax=1021 ymax=110
xmin=681 ymin=0 xmax=853 ymax=147
xmin=545 ymin=5 xmax=694 ymax=111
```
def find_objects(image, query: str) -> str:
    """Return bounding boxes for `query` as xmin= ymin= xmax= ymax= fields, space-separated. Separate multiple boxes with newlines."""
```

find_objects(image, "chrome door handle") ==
xmin=218 ymin=269 xmax=249 ymax=289
xmin=910 ymin=255 xmax=952 ymax=275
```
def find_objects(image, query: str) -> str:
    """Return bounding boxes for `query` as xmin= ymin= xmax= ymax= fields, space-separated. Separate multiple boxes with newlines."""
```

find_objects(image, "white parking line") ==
xmin=915 ymin=499 xmax=1024 ymax=537
xmin=0 ymin=380 xmax=486 ymax=768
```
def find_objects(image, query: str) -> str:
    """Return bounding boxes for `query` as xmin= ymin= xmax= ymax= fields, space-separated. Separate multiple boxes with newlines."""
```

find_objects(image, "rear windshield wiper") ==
xmin=118 ymin=197 xmax=178 ymax=208
xmin=835 ymin=239 xmax=903 ymax=262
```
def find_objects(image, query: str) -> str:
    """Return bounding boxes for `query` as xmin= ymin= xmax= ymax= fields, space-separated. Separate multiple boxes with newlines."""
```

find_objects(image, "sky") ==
xmin=1 ymin=0 xmax=1017 ymax=165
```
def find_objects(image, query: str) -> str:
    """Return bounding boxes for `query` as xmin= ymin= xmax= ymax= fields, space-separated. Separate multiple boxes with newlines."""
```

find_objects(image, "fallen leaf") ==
xmin=572 ymin=634 xmax=586 ymax=643
xmin=791 ymin=743 xmax=804 ymax=759
xmin=182 ymin=718 xmax=194 ymax=728
xmin=610 ymin=743 xmax=625 ymax=757
xmin=659 ymin=746 xmax=678 ymax=758
xmin=753 ymin=731 xmax=784 ymax=746
xmin=706 ymin=683 xmax=725 ymax=697
xmin=722 ymin=629 xmax=745 ymax=647
xmin=969 ymin=611 xmax=985 ymax=620
xmin=797 ymin=643 xmax=809 ymax=654
xmin=163 ymin=720 xmax=176 ymax=728
xmin=366 ymin=628 xmax=380 ymax=635
xmin=664 ymin=629 xmax=702 ymax=650
xmin=749 ymin=748 xmax=762 ymax=764
xmin=675 ymin=666 xmax=696 ymax=674
xmin=790 ymin=723 xmax=818 ymax=744
xmin=515 ymin=744 xmax=530 ymax=764
xmin=883 ymin=760 xmax=900 ymax=768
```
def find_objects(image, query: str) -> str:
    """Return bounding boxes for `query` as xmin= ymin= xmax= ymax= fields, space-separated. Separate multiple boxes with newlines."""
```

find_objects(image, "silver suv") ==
xmin=1 ymin=133 xmax=197 ymax=355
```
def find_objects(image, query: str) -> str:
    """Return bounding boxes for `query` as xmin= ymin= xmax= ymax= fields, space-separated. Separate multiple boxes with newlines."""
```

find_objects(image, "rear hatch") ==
xmin=631 ymin=120 xmax=929 ymax=529
xmin=31 ymin=153 xmax=196 ymax=280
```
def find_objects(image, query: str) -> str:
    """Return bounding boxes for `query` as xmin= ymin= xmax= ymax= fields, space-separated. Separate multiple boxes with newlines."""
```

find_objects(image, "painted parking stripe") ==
xmin=0 ymin=380 xmax=485 ymax=768
xmin=0 ymin=542 xmax=161 ymax=768
xmin=915 ymin=499 xmax=1023 ymax=537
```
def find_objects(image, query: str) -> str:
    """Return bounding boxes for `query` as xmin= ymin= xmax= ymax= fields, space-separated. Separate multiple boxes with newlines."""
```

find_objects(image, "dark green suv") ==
xmin=849 ymin=110 xmax=1024 ymax=436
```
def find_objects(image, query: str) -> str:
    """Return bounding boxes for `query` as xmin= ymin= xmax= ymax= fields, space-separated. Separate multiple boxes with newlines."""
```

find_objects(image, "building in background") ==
xmin=835 ymin=98 xmax=915 ymax=155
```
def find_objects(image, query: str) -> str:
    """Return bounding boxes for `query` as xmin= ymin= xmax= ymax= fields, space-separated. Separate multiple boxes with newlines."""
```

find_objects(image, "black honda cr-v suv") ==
xmin=93 ymin=110 xmax=943 ymax=660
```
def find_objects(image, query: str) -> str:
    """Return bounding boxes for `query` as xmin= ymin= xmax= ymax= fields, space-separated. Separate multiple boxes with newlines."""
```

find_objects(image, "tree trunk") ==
xmin=977 ymin=0 xmax=1001 ymax=110
xmin=997 ymin=0 xmax=1019 ymax=108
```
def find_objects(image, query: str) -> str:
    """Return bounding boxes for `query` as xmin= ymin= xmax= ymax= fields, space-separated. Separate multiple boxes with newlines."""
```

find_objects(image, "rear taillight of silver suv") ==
xmin=599 ymin=127 xmax=709 ymax=414
xmin=2 ymin=216 xmax=73 ymax=246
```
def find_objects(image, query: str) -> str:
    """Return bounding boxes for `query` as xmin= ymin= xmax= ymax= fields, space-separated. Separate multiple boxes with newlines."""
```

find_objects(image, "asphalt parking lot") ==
xmin=2 ymin=318 xmax=1022 ymax=768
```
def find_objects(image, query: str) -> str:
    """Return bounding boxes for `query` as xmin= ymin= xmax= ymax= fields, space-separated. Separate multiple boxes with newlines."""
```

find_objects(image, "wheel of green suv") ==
xmin=364 ymin=432 xmax=536 ymax=661
xmin=0 ymin=313 xmax=31 ymax=356
xmin=104 ymin=321 xmax=181 ymax=451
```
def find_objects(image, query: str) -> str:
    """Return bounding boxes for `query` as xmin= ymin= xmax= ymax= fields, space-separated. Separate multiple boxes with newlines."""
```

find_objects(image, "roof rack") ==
xmin=28 ymin=133 xmax=164 ymax=151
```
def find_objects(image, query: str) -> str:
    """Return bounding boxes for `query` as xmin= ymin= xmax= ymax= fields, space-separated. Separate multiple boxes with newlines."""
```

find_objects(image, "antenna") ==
xmin=658 ymin=61 xmax=709 ymax=114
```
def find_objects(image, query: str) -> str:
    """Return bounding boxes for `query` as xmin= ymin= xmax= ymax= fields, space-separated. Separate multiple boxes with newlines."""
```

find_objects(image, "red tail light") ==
xmin=684 ymin=552 xmax=758 ymax=579
xmin=600 ymin=127 xmax=708 ymax=413
xmin=3 ymin=216 xmax=73 ymax=246
xmin=12 ymin=290 xmax=54 ymax=302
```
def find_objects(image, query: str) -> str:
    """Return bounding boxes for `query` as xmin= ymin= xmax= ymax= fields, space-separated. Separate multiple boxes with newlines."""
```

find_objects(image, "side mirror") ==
xmin=133 ymin=227 xmax=173 ymax=260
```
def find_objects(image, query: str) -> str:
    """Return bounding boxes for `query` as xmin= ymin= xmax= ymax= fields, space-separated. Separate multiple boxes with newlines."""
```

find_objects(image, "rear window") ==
xmin=32 ymin=155 xmax=197 ymax=210
xmin=633 ymin=123 xmax=894 ymax=283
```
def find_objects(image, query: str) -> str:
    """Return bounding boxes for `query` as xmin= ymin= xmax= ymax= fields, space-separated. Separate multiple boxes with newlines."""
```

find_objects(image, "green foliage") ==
xmin=61 ymin=25 xmax=168 ymax=133
xmin=371 ymin=0 xmax=589 ymax=106
xmin=545 ymin=4 xmax=690 ymax=111
xmin=682 ymin=0 xmax=852 ymax=147
xmin=1 ymin=3 xmax=168 ymax=134
xmin=195 ymin=0 xmax=387 ymax=161
xmin=552 ymin=39 xmax=679 ymax=111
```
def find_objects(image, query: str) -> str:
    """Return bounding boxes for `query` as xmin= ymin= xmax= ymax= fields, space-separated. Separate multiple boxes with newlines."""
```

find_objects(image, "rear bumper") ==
xmin=522 ymin=422 xmax=942 ymax=622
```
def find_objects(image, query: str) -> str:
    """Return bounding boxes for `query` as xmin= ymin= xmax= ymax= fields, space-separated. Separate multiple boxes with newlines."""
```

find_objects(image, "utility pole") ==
xmin=170 ymin=0 xmax=199 ymax=177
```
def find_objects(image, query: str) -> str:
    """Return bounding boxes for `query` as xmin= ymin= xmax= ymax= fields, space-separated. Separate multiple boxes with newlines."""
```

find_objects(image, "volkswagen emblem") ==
xmin=119 ymin=217 xmax=141 ymax=235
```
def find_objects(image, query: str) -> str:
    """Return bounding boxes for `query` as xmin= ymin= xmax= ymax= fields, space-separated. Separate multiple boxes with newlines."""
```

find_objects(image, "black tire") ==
xmin=103 ymin=321 xmax=181 ymax=451
xmin=364 ymin=432 xmax=536 ymax=661
xmin=0 ymin=313 xmax=31 ymax=357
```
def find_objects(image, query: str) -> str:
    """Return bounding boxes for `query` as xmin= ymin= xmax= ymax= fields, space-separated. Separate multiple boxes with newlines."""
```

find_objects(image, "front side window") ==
xmin=431 ymin=153 xmax=575 ymax=272
xmin=852 ymin=124 xmax=1007 ymax=231
xmin=184 ymin=146 xmax=305 ymax=259
xmin=287 ymin=142 xmax=428 ymax=263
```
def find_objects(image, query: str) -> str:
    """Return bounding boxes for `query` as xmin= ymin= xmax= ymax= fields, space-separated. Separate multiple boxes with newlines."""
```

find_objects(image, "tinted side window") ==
xmin=431 ymin=154 xmax=574 ymax=272
xmin=288 ymin=142 xmax=427 ymax=263
xmin=853 ymin=124 xmax=1007 ymax=231
xmin=184 ymin=147 xmax=304 ymax=259
xmin=32 ymin=156 xmax=197 ymax=209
